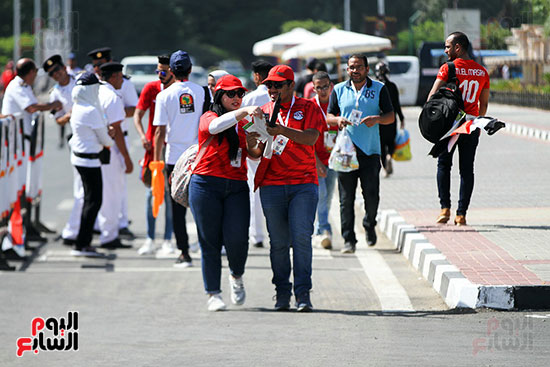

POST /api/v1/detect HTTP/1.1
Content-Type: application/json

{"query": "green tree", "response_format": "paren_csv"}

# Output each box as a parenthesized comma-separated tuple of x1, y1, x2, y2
(0, 33, 34, 66)
(481, 22, 512, 49)
(280, 19, 341, 34)
(395, 20, 444, 55)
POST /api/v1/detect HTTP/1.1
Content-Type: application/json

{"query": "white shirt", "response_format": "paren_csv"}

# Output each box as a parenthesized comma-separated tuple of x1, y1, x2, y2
(99, 83, 125, 125)
(1, 75, 38, 135)
(69, 103, 107, 168)
(49, 76, 76, 119)
(241, 84, 270, 108)
(116, 78, 139, 132)
(153, 80, 205, 164)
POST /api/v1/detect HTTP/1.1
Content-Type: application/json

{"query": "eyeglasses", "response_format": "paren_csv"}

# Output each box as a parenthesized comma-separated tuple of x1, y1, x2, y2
(314, 84, 330, 91)
(225, 89, 246, 98)
(265, 81, 290, 89)
(48, 65, 62, 77)
(156, 69, 167, 77)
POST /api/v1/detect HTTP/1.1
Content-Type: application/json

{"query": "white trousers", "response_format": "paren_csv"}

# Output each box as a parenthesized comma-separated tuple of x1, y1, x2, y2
(118, 135, 129, 229)
(61, 166, 84, 240)
(246, 157, 264, 244)
(97, 148, 124, 244)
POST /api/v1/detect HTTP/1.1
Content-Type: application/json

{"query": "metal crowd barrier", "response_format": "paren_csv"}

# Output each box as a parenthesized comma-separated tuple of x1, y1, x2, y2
(1, 112, 51, 271)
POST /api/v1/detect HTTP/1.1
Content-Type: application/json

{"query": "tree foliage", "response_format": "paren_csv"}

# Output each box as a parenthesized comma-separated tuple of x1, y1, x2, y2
(395, 20, 444, 55)
(281, 19, 341, 34)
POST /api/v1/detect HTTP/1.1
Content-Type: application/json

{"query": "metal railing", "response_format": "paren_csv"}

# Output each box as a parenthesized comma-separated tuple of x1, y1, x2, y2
(490, 90, 550, 110)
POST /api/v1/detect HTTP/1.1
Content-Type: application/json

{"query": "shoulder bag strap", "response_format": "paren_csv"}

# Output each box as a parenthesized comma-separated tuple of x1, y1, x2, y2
(191, 135, 215, 172)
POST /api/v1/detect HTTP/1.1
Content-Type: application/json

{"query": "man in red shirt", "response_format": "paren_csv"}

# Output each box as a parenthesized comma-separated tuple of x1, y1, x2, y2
(1, 60, 15, 92)
(428, 32, 490, 226)
(255, 65, 325, 312)
(133, 55, 176, 255)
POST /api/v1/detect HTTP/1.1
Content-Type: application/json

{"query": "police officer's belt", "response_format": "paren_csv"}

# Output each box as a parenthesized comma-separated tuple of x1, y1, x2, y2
(73, 152, 100, 159)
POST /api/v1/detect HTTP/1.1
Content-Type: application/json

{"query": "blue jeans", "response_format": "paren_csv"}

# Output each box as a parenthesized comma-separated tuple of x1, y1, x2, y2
(260, 183, 318, 298)
(315, 168, 337, 235)
(189, 174, 250, 294)
(338, 150, 381, 244)
(146, 186, 173, 241)
(437, 130, 480, 216)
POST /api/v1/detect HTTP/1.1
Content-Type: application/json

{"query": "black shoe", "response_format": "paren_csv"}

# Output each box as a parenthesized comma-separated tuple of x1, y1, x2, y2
(100, 238, 132, 249)
(118, 227, 136, 240)
(0, 257, 16, 271)
(93, 229, 101, 235)
(274, 293, 291, 311)
(296, 293, 313, 312)
(2, 248, 27, 261)
(62, 238, 77, 246)
(173, 252, 192, 268)
(341, 242, 356, 254)
(253, 241, 264, 248)
(71, 246, 105, 258)
(367, 228, 377, 247)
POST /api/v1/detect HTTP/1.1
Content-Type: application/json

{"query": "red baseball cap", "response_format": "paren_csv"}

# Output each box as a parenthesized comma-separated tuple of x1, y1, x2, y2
(263, 64, 294, 83)
(214, 75, 248, 92)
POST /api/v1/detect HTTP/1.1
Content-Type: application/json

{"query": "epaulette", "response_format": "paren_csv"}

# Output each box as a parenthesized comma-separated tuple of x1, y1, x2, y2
(123, 74, 131, 80)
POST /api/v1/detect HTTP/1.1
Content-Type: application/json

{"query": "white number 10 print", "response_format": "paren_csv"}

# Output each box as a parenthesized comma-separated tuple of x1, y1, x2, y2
(459, 79, 480, 103)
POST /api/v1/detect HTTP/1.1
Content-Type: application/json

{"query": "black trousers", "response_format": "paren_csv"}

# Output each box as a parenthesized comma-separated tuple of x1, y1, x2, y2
(75, 166, 103, 249)
(379, 122, 397, 170)
(166, 164, 189, 253)
(337, 148, 381, 245)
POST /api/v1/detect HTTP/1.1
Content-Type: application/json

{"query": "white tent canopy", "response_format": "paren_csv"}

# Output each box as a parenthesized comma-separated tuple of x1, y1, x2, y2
(281, 28, 392, 61)
(252, 27, 320, 57)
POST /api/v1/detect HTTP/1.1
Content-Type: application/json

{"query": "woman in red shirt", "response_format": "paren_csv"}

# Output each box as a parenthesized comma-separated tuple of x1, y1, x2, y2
(189, 75, 264, 311)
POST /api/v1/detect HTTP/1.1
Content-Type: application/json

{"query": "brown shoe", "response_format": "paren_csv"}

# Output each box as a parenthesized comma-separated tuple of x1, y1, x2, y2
(436, 208, 451, 224)
(454, 215, 467, 226)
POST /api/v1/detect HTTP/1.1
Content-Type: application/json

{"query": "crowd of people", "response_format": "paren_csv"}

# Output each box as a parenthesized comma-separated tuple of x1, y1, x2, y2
(1, 31, 489, 312)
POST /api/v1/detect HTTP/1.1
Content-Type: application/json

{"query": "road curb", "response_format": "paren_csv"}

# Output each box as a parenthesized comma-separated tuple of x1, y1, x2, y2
(377, 209, 518, 310)
(505, 122, 550, 142)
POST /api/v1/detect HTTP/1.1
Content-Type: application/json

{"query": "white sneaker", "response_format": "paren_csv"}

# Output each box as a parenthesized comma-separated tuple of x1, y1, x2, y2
(207, 294, 226, 312)
(189, 242, 200, 253)
(156, 240, 176, 257)
(137, 238, 156, 255)
(229, 275, 246, 305)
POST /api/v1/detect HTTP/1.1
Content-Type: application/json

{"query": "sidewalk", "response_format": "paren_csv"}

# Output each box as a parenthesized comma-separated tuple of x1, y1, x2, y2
(377, 105, 550, 310)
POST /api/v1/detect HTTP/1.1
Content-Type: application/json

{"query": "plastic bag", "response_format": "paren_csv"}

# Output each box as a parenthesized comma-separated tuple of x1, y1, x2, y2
(392, 129, 412, 161)
(328, 128, 359, 172)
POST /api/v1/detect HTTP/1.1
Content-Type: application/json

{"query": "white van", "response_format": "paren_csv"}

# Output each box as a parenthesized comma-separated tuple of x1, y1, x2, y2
(121, 56, 158, 94)
(385, 56, 420, 106)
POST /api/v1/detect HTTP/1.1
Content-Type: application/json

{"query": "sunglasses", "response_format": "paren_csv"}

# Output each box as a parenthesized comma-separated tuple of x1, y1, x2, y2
(265, 81, 290, 89)
(92, 62, 103, 68)
(48, 65, 62, 77)
(156, 69, 168, 77)
(314, 84, 330, 91)
(225, 89, 246, 98)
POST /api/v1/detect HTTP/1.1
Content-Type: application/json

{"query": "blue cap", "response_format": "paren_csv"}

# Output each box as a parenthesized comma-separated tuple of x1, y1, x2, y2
(76, 72, 100, 86)
(169, 50, 192, 72)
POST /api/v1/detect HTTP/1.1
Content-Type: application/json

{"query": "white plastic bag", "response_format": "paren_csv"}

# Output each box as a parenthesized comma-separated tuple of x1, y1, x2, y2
(328, 128, 359, 172)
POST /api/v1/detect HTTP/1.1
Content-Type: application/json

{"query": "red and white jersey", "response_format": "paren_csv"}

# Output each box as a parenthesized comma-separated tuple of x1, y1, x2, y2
(193, 111, 249, 181)
(437, 59, 490, 116)
(256, 97, 325, 188)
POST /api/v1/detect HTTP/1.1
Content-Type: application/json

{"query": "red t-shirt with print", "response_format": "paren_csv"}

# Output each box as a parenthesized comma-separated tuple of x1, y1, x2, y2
(309, 98, 339, 167)
(256, 97, 325, 188)
(193, 111, 249, 181)
(136, 80, 162, 142)
(437, 59, 490, 116)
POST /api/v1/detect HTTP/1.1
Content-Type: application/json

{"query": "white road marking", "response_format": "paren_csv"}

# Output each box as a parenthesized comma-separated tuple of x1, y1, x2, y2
(56, 198, 74, 211)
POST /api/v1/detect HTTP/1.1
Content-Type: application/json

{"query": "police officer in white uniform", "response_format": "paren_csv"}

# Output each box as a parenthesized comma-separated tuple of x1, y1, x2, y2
(42, 55, 81, 246)
(241, 60, 272, 248)
(153, 50, 208, 267)
(97, 61, 133, 249)
(88, 48, 138, 238)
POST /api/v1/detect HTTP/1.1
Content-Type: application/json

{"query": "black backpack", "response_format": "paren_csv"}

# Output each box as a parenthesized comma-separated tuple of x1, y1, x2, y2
(418, 62, 464, 143)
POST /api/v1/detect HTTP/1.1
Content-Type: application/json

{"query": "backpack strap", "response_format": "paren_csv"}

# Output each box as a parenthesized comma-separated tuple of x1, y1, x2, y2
(447, 61, 457, 83)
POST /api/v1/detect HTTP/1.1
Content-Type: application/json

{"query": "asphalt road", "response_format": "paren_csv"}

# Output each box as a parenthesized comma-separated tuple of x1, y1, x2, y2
(1, 107, 549, 366)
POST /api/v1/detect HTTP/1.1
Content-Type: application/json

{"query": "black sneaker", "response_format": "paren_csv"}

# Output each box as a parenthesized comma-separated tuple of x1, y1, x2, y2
(100, 238, 132, 249)
(118, 227, 136, 240)
(62, 238, 77, 246)
(70, 246, 105, 258)
(174, 252, 192, 268)
(274, 293, 291, 311)
(296, 293, 313, 312)
(367, 228, 377, 247)
(341, 242, 356, 254)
